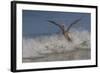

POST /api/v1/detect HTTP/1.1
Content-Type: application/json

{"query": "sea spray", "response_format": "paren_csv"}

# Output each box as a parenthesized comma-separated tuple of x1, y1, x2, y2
(22, 30, 90, 59)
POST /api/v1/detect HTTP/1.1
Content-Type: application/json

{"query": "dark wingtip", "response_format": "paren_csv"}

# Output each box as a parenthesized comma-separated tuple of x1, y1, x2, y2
(47, 20, 57, 24)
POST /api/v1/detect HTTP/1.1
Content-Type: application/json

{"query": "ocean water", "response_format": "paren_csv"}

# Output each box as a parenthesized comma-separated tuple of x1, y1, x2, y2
(22, 30, 91, 63)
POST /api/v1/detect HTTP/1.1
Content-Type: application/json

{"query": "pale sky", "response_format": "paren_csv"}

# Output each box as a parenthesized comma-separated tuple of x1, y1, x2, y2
(23, 10, 91, 36)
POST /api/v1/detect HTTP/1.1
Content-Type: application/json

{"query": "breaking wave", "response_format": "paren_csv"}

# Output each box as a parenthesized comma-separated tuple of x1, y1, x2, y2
(22, 30, 90, 58)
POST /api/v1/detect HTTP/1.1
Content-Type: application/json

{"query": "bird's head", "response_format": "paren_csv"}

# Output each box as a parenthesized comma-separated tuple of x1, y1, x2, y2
(61, 24, 65, 28)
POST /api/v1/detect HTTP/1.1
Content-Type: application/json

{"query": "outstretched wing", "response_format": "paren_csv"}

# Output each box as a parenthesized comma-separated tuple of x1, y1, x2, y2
(66, 17, 83, 32)
(47, 20, 64, 31)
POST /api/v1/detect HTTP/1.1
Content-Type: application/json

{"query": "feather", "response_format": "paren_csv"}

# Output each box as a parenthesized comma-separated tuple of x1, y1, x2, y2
(66, 17, 83, 32)
(47, 20, 64, 31)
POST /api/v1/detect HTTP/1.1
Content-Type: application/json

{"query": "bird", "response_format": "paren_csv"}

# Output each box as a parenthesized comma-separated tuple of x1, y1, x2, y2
(47, 17, 82, 42)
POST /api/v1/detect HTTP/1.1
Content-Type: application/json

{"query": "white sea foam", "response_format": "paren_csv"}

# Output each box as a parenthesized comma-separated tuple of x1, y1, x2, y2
(22, 30, 90, 58)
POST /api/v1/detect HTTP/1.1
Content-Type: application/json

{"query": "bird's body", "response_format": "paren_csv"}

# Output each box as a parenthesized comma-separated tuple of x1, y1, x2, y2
(59, 26, 72, 42)
(63, 32, 72, 42)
